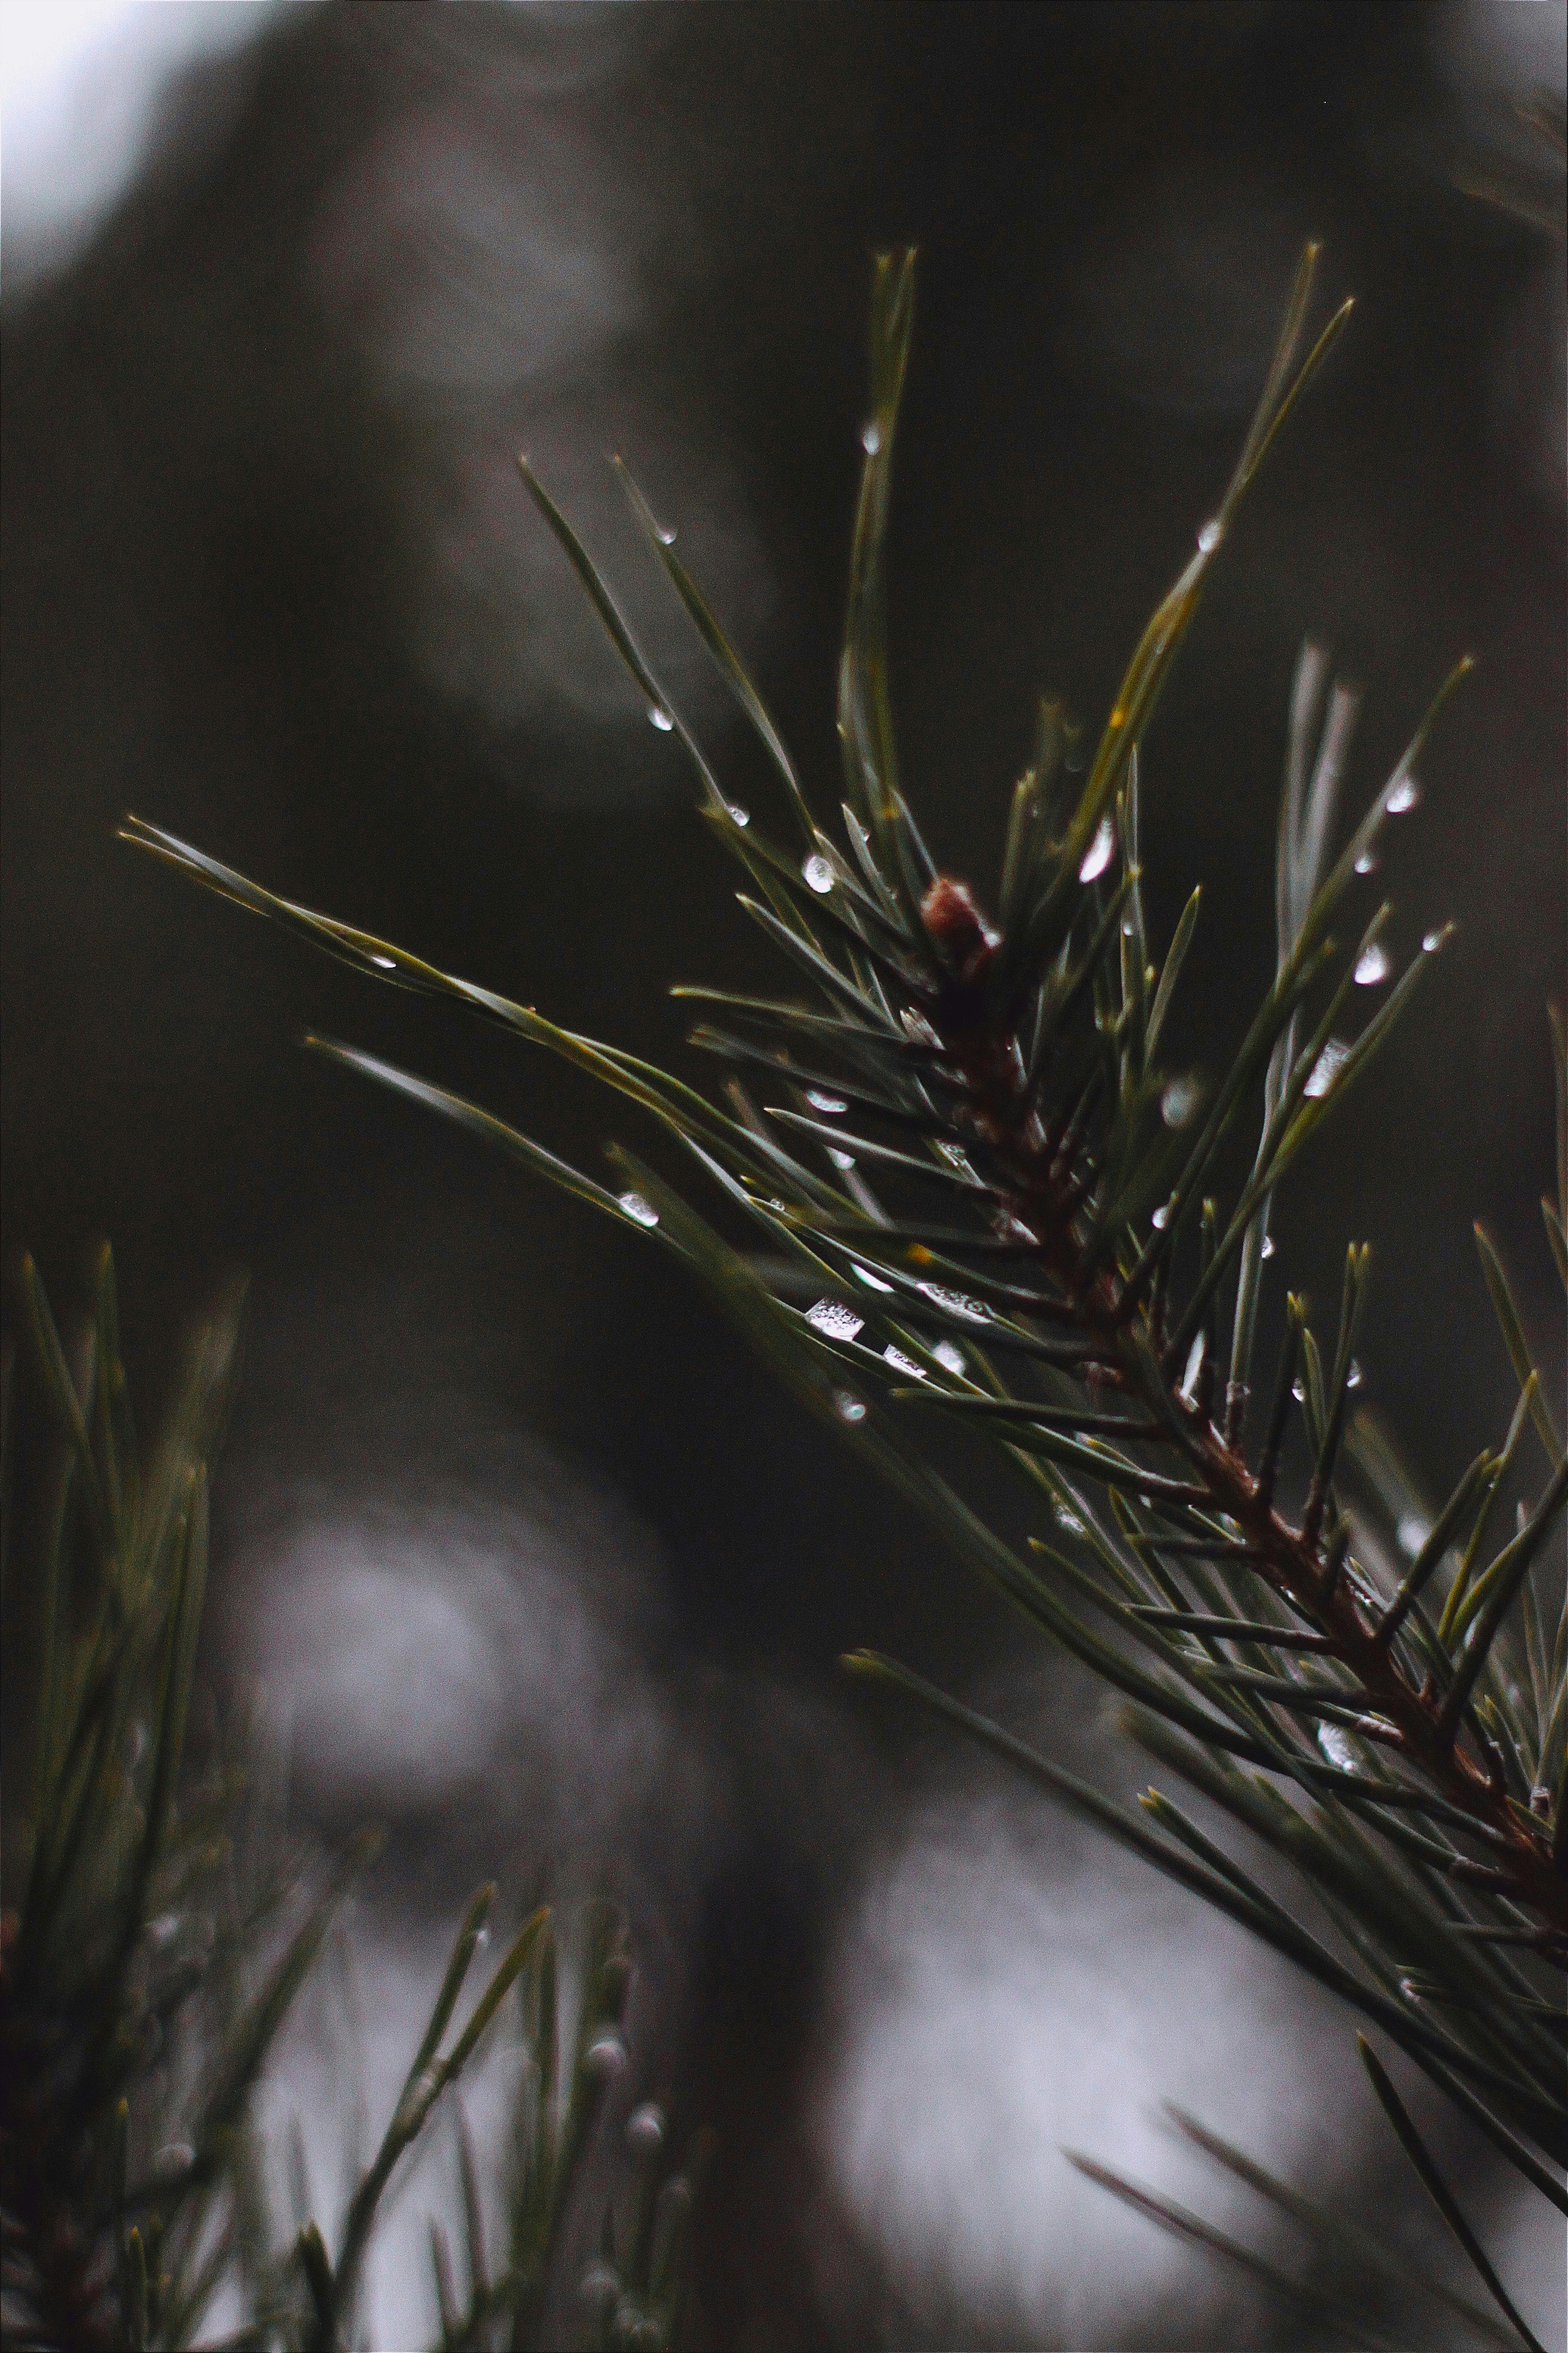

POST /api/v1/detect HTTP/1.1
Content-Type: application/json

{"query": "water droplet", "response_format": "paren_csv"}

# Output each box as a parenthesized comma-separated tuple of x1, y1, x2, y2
(1292, 1377, 1306, 1401)
(805, 1089, 848, 1115)
(1260, 1235, 1276, 1260)
(473, 1926, 490, 1948)
(883, 1345, 926, 1378)
(852, 1263, 894, 1292)
(369, 953, 396, 969)
(806, 1298, 865, 1342)
(834, 1390, 868, 1423)
(1316, 1724, 1359, 1772)
(1161, 1076, 1198, 1128)
(828, 1147, 856, 1171)
(1197, 516, 1223, 554)
(656, 523, 678, 547)
(626, 2102, 665, 2155)
(579, 2264, 620, 2311)
(1353, 849, 1378, 876)
(802, 853, 835, 894)
(932, 1340, 966, 1375)
(1179, 1334, 1206, 1401)
(584, 2034, 627, 2081)
(648, 705, 675, 732)
(1122, 918, 1136, 937)
(1421, 928, 1443, 954)
(860, 421, 882, 455)
(1152, 1201, 1173, 1231)
(729, 804, 750, 828)
(1353, 944, 1390, 988)
(1054, 1501, 1086, 1535)
(619, 1192, 660, 1228)
(408, 2065, 443, 2111)
(917, 1282, 989, 1322)
(146, 1912, 181, 1949)
(1385, 774, 1420, 815)
(1304, 1038, 1350, 1098)
(1078, 815, 1116, 884)
(1396, 1512, 1430, 1558)
(1346, 1359, 1363, 1389)
(152, 2142, 195, 2182)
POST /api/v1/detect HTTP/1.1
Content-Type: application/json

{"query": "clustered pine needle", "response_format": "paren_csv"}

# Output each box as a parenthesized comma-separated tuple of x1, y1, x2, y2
(1, 1258, 703, 2350)
(124, 244, 1566, 2347)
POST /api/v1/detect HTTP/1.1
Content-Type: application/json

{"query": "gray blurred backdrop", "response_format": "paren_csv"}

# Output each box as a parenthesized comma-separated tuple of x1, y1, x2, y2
(3, 5, 1563, 2347)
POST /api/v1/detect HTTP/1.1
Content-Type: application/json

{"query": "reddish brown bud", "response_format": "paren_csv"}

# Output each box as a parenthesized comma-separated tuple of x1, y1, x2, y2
(921, 874, 1000, 986)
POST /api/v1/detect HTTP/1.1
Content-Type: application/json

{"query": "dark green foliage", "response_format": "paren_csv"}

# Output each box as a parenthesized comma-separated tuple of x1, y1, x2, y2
(304, 1895, 700, 2353)
(124, 245, 1564, 2342)
(2, 1245, 266, 2349)
(1, 1262, 701, 2351)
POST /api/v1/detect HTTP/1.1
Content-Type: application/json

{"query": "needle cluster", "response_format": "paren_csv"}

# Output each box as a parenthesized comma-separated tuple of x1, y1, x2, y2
(122, 245, 1565, 2347)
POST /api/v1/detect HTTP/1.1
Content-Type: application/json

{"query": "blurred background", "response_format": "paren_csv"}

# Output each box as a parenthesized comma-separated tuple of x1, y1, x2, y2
(2, 3, 1564, 2345)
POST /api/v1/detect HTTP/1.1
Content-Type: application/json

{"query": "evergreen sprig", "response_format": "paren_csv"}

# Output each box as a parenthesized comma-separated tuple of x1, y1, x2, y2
(0, 1262, 702, 2351)
(123, 244, 1566, 2340)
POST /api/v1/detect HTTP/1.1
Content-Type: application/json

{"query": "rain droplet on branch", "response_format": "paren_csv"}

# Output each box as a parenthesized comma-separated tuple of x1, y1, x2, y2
(1079, 816, 1116, 884)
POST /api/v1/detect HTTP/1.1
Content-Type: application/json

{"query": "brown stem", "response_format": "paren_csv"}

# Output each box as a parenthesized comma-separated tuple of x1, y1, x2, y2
(931, 950, 1568, 1934)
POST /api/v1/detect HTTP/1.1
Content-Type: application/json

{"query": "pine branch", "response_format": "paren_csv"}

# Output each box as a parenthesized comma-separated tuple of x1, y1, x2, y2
(121, 240, 1568, 2314)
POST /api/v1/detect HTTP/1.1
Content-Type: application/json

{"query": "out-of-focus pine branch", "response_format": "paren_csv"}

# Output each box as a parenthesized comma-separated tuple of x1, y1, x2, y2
(1, 1260, 703, 2351)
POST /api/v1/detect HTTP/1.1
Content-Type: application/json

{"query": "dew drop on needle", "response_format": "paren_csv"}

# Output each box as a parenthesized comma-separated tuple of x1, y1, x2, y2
(1305, 1039, 1349, 1098)
(1079, 815, 1116, 884)
(1162, 1076, 1197, 1128)
(806, 1298, 865, 1342)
